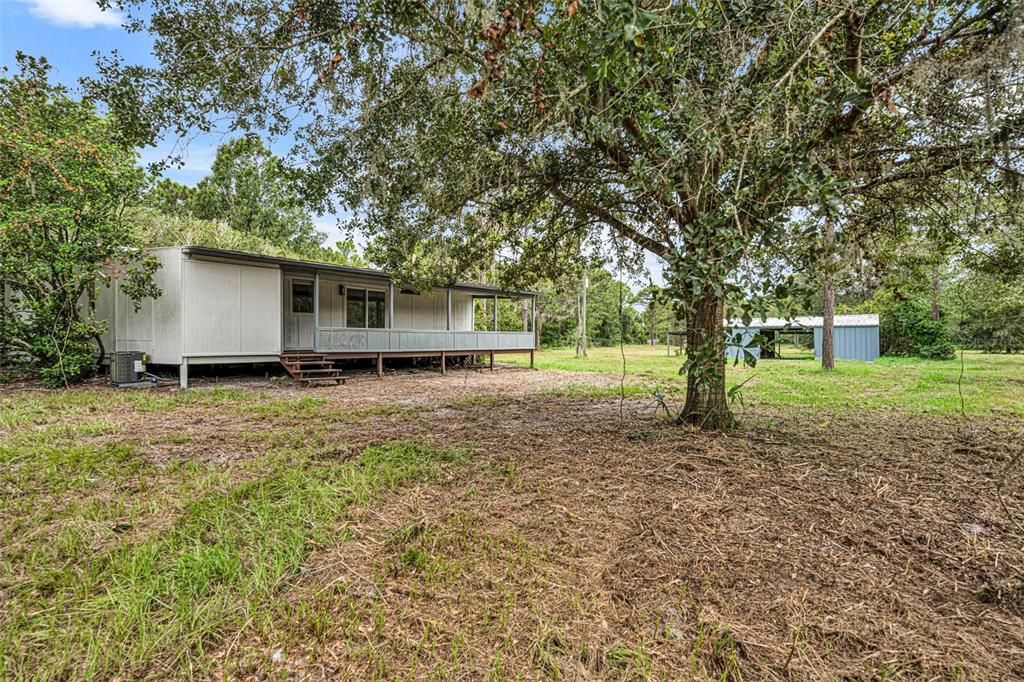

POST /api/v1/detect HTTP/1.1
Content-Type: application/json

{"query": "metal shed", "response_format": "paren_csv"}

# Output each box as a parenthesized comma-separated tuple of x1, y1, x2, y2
(727, 314, 880, 362)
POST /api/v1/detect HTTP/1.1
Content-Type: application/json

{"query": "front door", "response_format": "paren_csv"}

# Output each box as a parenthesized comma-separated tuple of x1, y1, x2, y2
(284, 277, 315, 350)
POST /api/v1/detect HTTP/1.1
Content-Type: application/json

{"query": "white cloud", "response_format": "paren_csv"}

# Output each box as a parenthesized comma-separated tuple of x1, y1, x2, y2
(17, 0, 123, 29)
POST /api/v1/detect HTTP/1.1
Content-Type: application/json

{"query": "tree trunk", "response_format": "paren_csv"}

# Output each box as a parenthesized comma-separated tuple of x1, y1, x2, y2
(930, 273, 941, 321)
(648, 299, 656, 345)
(575, 270, 588, 358)
(0, 279, 7, 366)
(822, 217, 836, 371)
(678, 290, 731, 429)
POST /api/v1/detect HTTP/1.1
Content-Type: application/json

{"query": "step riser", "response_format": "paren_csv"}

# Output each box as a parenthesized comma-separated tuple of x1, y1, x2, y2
(280, 354, 344, 385)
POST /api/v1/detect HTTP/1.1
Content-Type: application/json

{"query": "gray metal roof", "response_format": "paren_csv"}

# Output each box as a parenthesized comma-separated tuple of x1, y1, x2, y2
(727, 314, 879, 329)
(179, 246, 536, 297)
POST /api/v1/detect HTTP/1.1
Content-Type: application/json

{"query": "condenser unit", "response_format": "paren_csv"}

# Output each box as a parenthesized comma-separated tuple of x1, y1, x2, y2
(110, 351, 147, 385)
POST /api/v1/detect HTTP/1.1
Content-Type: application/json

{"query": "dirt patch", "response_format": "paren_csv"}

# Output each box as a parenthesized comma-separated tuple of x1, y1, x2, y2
(211, 385, 1024, 679)
(5, 368, 1023, 679)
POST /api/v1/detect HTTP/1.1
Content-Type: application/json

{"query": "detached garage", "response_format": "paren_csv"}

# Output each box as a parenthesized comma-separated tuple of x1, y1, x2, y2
(727, 314, 880, 362)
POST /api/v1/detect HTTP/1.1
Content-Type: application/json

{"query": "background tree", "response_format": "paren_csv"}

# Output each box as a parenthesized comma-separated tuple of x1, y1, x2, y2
(949, 212, 1024, 352)
(188, 137, 325, 255)
(575, 270, 588, 358)
(952, 271, 1024, 353)
(145, 177, 193, 217)
(0, 55, 160, 386)
(133, 208, 367, 266)
(96, 1, 1023, 427)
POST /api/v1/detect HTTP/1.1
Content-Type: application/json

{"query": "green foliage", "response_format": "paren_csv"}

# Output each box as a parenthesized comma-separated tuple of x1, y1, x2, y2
(145, 177, 193, 217)
(0, 54, 160, 386)
(188, 137, 325, 255)
(951, 272, 1024, 353)
(844, 292, 954, 360)
(536, 267, 646, 347)
(93, 0, 1022, 426)
(133, 209, 366, 266)
(142, 138, 342, 259)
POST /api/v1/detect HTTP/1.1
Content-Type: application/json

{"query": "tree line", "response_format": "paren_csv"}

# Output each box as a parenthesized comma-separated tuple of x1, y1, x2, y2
(4, 2, 1024, 429)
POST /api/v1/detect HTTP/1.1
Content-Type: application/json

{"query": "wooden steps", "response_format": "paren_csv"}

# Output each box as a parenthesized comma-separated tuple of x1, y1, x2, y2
(280, 353, 345, 385)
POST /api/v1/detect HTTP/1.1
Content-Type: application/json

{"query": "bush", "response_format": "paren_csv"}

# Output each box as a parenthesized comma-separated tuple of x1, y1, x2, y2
(951, 272, 1024, 353)
(844, 291, 955, 359)
(880, 299, 956, 359)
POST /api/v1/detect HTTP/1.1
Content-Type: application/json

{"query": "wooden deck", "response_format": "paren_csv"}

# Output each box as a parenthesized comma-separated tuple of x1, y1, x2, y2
(280, 348, 534, 383)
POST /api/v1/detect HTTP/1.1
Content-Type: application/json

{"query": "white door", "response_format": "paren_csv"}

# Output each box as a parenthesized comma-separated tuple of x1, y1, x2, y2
(284, 277, 315, 350)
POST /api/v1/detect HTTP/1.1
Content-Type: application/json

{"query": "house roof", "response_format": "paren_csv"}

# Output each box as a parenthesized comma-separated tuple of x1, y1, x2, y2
(179, 246, 536, 297)
(727, 314, 879, 329)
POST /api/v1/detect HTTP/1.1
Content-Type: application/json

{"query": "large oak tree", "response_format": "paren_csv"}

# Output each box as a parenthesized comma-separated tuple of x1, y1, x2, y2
(97, 0, 1023, 426)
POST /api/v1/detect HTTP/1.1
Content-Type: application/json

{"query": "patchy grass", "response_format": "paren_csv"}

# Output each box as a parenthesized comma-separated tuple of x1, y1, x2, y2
(1, 368, 1021, 679)
(503, 345, 1024, 416)
(0, 387, 468, 680)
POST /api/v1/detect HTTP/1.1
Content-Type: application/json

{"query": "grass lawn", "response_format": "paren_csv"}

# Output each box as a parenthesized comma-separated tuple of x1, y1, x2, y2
(503, 345, 1024, 416)
(0, 387, 467, 679)
(1, 363, 1021, 678)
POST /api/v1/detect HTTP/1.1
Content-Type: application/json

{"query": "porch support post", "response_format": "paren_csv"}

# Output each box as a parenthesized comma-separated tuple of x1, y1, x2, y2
(388, 282, 395, 329)
(530, 348, 535, 369)
(446, 288, 452, 331)
(532, 295, 537, 344)
(441, 350, 447, 374)
(313, 270, 320, 351)
(376, 352, 383, 378)
(489, 350, 494, 371)
(492, 295, 498, 332)
(179, 358, 188, 389)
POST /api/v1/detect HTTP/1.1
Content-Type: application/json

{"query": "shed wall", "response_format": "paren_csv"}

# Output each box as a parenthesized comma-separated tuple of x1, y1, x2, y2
(813, 326, 880, 362)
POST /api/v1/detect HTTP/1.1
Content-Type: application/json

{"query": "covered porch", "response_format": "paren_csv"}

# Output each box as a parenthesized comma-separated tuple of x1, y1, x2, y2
(281, 265, 537, 379)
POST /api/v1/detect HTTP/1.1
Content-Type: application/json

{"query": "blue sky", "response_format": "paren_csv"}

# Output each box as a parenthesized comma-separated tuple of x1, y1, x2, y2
(0, 0, 347, 242)
(0, 0, 664, 283)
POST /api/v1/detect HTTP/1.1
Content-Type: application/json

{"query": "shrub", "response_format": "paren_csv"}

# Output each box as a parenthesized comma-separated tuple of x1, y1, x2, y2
(844, 291, 955, 359)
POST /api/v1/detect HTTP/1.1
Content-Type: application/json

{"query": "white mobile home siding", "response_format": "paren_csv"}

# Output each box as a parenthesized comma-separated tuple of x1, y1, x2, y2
(391, 291, 473, 331)
(96, 248, 182, 364)
(96, 246, 536, 380)
(182, 258, 281, 357)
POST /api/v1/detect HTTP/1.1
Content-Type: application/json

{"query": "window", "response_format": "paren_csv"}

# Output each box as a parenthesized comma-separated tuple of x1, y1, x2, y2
(367, 290, 386, 328)
(291, 281, 313, 314)
(344, 288, 387, 328)
(346, 288, 366, 328)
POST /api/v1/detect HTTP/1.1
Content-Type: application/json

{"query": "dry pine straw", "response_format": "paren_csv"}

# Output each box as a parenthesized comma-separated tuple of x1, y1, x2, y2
(193, 378, 1024, 680)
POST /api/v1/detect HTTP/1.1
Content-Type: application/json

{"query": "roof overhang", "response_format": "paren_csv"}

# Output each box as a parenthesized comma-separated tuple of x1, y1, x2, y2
(179, 246, 536, 297)
(726, 314, 880, 330)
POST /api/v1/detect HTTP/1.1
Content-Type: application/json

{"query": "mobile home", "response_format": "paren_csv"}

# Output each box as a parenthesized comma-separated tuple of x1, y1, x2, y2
(96, 246, 537, 386)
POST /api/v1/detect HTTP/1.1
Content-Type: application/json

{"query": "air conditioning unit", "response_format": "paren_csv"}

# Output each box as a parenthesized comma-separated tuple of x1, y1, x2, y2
(110, 351, 147, 385)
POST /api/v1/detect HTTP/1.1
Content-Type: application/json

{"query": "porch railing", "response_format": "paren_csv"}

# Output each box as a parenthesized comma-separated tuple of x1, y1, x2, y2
(314, 329, 535, 354)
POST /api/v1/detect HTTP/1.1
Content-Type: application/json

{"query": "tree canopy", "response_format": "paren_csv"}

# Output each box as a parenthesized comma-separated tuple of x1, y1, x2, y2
(94, 0, 1024, 426)
(0, 54, 160, 386)
(143, 137, 328, 256)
